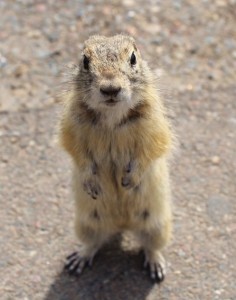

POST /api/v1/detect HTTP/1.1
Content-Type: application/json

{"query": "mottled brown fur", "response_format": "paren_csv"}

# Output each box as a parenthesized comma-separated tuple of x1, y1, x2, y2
(59, 35, 174, 281)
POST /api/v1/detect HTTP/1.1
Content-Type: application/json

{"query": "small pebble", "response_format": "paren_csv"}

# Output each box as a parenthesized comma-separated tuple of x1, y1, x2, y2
(2, 156, 8, 163)
(127, 10, 136, 18)
(29, 140, 36, 147)
(0, 53, 7, 68)
(27, 30, 41, 38)
(10, 137, 17, 143)
(210, 156, 220, 164)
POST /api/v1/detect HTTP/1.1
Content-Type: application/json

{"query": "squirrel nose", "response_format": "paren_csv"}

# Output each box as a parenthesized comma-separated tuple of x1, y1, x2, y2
(100, 86, 121, 97)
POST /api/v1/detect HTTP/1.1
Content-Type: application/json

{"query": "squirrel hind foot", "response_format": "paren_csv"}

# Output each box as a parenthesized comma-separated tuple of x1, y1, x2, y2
(143, 251, 166, 283)
(64, 251, 94, 276)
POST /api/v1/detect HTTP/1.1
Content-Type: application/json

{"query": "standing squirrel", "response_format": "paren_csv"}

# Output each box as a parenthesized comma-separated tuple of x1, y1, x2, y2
(59, 35, 173, 282)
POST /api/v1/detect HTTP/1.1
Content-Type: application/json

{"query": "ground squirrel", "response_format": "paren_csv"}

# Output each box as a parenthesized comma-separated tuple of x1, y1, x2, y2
(59, 35, 173, 282)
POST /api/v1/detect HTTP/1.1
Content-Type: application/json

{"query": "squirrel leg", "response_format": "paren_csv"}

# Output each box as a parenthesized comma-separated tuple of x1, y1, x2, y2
(121, 159, 148, 189)
(137, 219, 172, 282)
(79, 161, 102, 200)
(65, 220, 113, 275)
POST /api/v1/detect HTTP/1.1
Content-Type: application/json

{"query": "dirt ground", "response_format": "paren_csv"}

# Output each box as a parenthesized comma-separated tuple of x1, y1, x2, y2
(0, 0, 235, 299)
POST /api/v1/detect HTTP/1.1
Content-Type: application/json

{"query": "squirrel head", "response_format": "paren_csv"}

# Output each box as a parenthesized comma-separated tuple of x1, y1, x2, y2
(73, 35, 152, 125)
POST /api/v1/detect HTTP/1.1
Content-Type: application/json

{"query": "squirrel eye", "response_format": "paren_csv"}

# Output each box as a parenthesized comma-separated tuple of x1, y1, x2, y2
(130, 52, 136, 66)
(83, 55, 89, 70)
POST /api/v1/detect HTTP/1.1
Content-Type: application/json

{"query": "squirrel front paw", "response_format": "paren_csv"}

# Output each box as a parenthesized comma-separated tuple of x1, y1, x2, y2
(121, 161, 141, 189)
(83, 178, 102, 199)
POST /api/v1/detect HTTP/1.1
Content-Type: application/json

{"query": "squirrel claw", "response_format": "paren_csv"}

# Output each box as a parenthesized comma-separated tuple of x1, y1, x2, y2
(65, 252, 93, 276)
(121, 176, 131, 187)
(83, 179, 101, 199)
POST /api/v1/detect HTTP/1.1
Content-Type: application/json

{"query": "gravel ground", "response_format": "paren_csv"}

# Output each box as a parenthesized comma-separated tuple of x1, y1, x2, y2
(0, 1, 235, 299)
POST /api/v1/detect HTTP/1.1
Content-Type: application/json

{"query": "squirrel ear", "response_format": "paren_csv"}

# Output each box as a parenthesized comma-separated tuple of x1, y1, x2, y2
(133, 43, 138, 51)
(127, 36, 138, 51)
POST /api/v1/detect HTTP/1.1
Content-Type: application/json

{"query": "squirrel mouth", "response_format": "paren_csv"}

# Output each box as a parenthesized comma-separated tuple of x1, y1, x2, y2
(104, 99, 119, 106)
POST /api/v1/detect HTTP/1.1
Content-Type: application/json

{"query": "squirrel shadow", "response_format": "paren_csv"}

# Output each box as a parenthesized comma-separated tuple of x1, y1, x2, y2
(44, 236, 156, 300)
